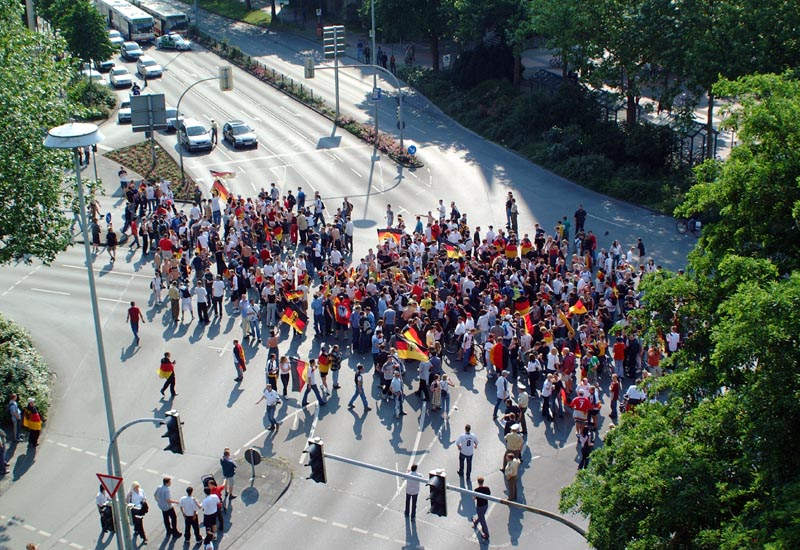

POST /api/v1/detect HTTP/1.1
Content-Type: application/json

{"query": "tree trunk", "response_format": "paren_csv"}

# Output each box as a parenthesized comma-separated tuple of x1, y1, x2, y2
(626, 93, 637, 125)
(561, 48, 568, 79)
(706, 91, 715, 159)
(270, 0, 277, 20)
(245, 0, 252, 10)
(513, 52, 522, 85)
(430, 33, 440, 72)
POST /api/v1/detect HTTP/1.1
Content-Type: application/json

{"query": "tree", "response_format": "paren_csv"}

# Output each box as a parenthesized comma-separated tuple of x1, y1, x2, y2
(0, 0, 77, 264)
(57, 0, 115, 63)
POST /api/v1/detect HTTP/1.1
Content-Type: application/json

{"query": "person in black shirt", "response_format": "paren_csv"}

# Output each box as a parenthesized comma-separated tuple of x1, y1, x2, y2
(574, 204, 587, 233)
(472, 477, 491, 540)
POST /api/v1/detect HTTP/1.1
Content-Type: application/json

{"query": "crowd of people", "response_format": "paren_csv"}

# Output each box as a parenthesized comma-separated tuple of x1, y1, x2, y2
(86, 171, 673, 543)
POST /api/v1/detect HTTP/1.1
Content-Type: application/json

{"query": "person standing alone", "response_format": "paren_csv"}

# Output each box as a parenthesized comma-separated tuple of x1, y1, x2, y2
(126, 301, 144, 344)
(159, 352, 177, 398)
(456, 424, 479, 479)
(471, 477, 491, 540)
(220, 448, 237, 499)
(404, 464, 423, 519)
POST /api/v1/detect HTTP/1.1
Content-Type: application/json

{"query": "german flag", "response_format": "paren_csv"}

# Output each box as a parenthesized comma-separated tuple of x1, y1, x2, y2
(157, 360, 174, 379)
(211, 180, 229, 203)
(395, 340, 429, 362)
(489, 341, 504, 370)
(318, 353, 332, 371)
(505, 242, 518, 258)
(520, 238, 533, 256)
(569, 299, 587, 316)
(522, 312, 534, 335)
(272, 225, 284, 241)
(402, 326, 426, 350)
(209, 169, 235, 179)
(377, 227, 403, 244)
(333, 295, 351, 325)
(294, 359, 308, 391)
(514, 297, 530, 316)
(444, 244, 463, 259)
(558, 308, 576, 338)
(611, 279, 619, 298)
(285, 289, 303, 301)
(281, 304, 307, 334)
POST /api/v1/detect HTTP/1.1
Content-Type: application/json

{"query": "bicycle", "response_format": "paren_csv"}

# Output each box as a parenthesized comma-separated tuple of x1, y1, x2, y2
(676, 217, 701, 236)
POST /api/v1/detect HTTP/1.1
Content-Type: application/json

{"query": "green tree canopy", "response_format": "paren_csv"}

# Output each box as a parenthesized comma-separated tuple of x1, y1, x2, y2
(0, 0, 76, 264)
(58, 0, 115, 63)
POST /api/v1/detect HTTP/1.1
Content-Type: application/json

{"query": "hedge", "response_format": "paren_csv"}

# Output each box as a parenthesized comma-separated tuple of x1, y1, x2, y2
(0, 313, 52, 425)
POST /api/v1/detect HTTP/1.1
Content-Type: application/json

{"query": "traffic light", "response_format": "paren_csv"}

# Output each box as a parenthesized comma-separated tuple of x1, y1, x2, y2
(219, 66, 234, 91)
(306, 437, 326, 483)
(428, 469, 447, 516)
(163, 410, 185, 454)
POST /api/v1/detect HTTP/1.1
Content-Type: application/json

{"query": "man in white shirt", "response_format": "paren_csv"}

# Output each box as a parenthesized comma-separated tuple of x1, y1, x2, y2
(404, 464, 424, 519)
(211, 276, 225, 318)
(179, 487, 203, 544)
(456, 424, 479, 479)
(666, 326, 680, 354)
(201, 487, 220, 536)
(255, 384, 281, 430)
(493, 371, 511, 418)
(390, 370, 405, 417)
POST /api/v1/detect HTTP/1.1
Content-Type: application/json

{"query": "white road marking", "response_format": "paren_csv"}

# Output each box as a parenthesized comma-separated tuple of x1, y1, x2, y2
(350, 168, 362, 178)
(38, 530, 51, 537)
(60, 264, 151, 279)
(84, 451, 97, 457)
(312, 516, 327, 523)
(58, 442, 68, 448)
(587, 213, 626, 228)
(332, 521, 348, 529)
(70, 446, 82, 452)
(23, 524, 36, 531)
(372, 533, 389, 540)
(291, 510, 307, 517)
(31, 288, 70, 296)
(98, 297, 129, 304)
(235, 401, 318, 455)
(351, 527, 368, 534)
(1, 265, 41, 297)
(146, 468, 158, 474)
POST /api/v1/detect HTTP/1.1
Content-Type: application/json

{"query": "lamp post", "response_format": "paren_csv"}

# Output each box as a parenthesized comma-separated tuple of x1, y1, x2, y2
(44, 123, 132, 550)
(370, 0, 378, 140)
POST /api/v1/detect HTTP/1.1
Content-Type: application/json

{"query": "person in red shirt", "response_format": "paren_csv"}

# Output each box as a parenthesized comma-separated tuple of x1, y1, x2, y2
(612, 337, 626, 378)
(126, 301, 144, 344)
(568, 390, 593, 435)
(159, 235, 174, 259)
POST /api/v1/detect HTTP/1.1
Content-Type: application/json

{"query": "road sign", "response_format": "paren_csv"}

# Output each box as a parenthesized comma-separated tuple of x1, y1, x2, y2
(442, 54, 451, 69)
(372, 87, 382, 101)
(105, 212, 111, 223)
(323, 25, 345, 59)
(244, 448, 262, 466)
(407, 145, 416, 155)
(97, 473, 123, 498)
(131, 93, 167, 133)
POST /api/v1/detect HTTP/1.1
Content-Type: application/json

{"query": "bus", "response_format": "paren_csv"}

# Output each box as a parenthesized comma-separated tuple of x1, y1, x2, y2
(95, 0, 155, 42)
(129, 0, 189, 35)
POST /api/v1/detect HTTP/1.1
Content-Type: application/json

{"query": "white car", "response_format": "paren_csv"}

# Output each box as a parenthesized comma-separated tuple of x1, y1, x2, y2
(136, 55, 163, 78)
(80, 69, 104, 83)
(108, 29, 124, 47)
(118, 98, 131, 123)
(177, 118, 212, 152)
(109, 67, 132, 88)
(156, 33, 191, 51)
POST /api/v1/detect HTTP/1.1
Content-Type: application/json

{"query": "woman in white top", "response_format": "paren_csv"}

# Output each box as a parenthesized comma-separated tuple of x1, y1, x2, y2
(126, 481, 148, 543)
(541, 374, 555, 421)
(278, 356, 291, 397)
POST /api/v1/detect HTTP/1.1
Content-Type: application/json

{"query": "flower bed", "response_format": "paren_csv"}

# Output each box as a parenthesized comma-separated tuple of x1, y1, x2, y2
(105, 141, 198, 202)
(190, 29, 423, 168)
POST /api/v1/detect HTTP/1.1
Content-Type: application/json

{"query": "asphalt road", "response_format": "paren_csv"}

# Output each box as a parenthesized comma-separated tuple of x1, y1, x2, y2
(0, 16, 695, 550)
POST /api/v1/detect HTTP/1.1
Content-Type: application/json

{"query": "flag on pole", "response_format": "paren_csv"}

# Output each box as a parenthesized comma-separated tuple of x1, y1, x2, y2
(444, 244, 464, 259)
(209, 169, 235, 179)
(558, 309, 576, 338)
(514, 298, 531, 316)
(395, 340, 429, 362)
(569, 299, 587, 316)
(285, 289, 304, 301)
(281, 305, 307, 333)
(211, 180, 230, 203)
(377, 227, 403, 244)
(522, 312, 534, 335)
(293, 359, 308, 391)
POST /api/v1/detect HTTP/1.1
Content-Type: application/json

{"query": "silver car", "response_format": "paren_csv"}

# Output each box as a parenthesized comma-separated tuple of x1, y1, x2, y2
(109, 67, 132, 88)
(177, 118, 212, 152)
(164, 107, 183, 132)
(118, 98, 131, 123)
(108, 29, 124, 47)
(136, 56, 163, 78)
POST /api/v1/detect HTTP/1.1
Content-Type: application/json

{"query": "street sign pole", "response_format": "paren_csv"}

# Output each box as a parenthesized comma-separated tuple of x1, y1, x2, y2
(334, 26, 340, 118)
(370, 0, 378, 142)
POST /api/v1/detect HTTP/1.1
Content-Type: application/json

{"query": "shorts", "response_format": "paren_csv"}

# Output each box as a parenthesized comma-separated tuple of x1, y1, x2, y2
(203, 512, 217, 529)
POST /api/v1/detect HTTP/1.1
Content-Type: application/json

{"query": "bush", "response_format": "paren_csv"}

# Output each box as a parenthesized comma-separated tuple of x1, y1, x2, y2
(450, 43, 515, 89)
(68, 78, 116, 120)
(0, 313, 52, 426)
(557, 154, 615, 186)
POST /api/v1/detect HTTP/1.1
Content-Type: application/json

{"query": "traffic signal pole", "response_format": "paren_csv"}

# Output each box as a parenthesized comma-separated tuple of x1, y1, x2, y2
(319, 451, 588, 540)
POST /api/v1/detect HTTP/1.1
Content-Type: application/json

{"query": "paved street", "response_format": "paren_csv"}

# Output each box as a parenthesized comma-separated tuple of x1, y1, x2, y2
(0, 12, 695, 550)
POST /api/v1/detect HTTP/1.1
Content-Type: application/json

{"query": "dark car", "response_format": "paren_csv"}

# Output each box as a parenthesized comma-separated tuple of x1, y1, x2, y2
(222, 120, 258, 149)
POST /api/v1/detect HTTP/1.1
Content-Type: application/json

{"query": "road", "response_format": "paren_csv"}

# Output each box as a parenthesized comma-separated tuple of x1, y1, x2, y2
(0, 16, 694, 549)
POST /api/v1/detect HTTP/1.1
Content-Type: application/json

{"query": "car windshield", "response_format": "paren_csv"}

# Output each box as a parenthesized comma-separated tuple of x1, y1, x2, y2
(112, 68, 127, 75)
(109, 30, 121, 37)
(124, 44, 139, 51)
(232, 125, 252, 135)
(165, 109, 177, 118)
(121, 101, 130, 108)
(186, 126, 206, 136)
(142, 59, 157, 67)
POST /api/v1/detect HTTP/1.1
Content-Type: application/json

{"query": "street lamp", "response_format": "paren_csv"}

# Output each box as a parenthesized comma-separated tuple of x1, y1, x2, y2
(44, 123, 132, 550)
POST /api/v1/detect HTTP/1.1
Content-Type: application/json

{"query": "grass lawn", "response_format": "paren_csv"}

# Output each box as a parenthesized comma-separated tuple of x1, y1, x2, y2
(105, 140, 197, 201)
(198, 0, 271, 26)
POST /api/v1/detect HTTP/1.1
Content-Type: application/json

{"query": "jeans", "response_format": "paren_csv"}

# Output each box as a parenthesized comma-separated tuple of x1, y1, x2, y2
(160, 373, 176, 396)
(314, 314, 324, 335)
(441, 392, 450, 416)
(267, 303, 277, 326)
(251, 318, 261, 341)
(458, 453, 473, 478)
(394, 392, 405, 416)
(266, 404, 277, 428)
(349, 387, 368, 408)
(475, 504, 489, 536)
(493, 396, 505, 418)
(130, 322, 139, 340)
(610, 397, 618, 418)
(404, 493, 418, 517)
(212, 296, 223, 317)
(280, 373, 290, 395)
(212, 210, 221, 225)
(302, 384, 326, 406)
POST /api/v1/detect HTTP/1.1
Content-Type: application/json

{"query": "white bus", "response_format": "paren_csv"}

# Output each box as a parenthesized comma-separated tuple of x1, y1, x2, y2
(95, 0, 155, 42)
(129, 0, 189, 36)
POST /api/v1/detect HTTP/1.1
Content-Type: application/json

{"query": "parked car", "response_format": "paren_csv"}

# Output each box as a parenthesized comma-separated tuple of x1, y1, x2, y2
(109, 66, 133, 88)
(80, 69, 104, 83)
(136, 55, 163, 78)
(108, 29, 124, 47)
(98, 59, 115, 72)
(121, 41, 143, 61)
(156, 33, 191, 51)
(164, 107, 182, 132)
(178, 118, 212, 152)
(118, 98, 132, 123)
(223, 120, 258, 149)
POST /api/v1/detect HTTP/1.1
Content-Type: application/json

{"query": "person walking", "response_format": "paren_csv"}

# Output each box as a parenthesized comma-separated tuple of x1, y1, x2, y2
(456, 424, 478, 479)
(106, 224, 118, 263)
(404, 464, 423, 518)
(22, 398, 42, 447)
(179, 487, 203, 544)
(154, 477, 182, 538)
(126, 301, 144, 344)
(96, 485, 114, 534)
(347, 364, 371, 412)
(233, 339, 247, 382)
(126, 481, 149, 544)
(200, 486, 220, 537)
(541, 373, 554, 421)
(390, 369, 406, 417)
(168, 283, 180, 325)
(159, 352, 177, 398)
(210, 120, 218, 145)
(504, 453, 521, 501)
(516, 390, 529, 436)
(301, 359, 327, 407)
(8, 394, 23, 442)
(471, 477, 490, 540)
(211, 275, 225, 318)
(493, 371, 511, 418)
(256, 384, 281, 430)
(278, 356, 291, 396)
(220, 448, 237, 499)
